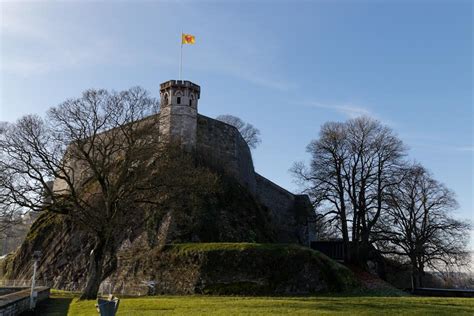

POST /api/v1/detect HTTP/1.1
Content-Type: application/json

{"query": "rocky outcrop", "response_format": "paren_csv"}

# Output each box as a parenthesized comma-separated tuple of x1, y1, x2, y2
(1, 212, 94, 290)
(100, 243, 359, 295)
(2, 211, 358, 296)
(1, 176, 277, 291)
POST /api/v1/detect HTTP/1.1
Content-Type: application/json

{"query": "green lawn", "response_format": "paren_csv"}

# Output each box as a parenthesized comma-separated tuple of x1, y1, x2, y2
(37, 292, 474, 315)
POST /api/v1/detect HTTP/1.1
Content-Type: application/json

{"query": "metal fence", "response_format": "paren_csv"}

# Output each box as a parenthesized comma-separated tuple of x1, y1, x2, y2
(0, 279, 158, 296)
(0, 279, 50, 288)
(99, 280, 156, 296)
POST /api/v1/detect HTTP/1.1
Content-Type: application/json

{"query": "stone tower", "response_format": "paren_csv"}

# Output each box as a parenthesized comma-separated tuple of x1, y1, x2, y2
(159, 80, 201, 150)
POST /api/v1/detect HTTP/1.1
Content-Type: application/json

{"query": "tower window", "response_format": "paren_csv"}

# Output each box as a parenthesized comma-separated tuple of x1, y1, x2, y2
(177, 97, 181, 104)
(189, 99, 192, 106)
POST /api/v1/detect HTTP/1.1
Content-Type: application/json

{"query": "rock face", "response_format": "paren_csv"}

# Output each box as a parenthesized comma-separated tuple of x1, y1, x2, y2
(1, 176, 277, 290)
(1, 212, 93, 290)
(2, 212, 358, 295)
(110, 243, 359, 295)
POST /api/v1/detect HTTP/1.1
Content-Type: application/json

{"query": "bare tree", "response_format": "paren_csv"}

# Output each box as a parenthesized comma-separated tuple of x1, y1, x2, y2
(374, 164, 471, 290)
(0, 122, 26, 239)
(0, 87, 217, 299)
(216, 115, 261, 149)
(0, 122, 7, 134)
(343, 117, 406, 264)
(292, 121, 351, 261)
(293, 117, 406, 265)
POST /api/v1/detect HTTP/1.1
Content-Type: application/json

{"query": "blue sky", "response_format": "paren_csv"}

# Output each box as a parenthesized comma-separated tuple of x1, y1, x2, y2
(1, 0, 472, 247)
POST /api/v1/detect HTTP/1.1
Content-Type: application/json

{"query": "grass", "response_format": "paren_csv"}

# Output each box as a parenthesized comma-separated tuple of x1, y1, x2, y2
(160, 242, 358, 294)
(37, 291, 474, 315)
(164, 242, 331, 258)
(167, 242, 296, 252)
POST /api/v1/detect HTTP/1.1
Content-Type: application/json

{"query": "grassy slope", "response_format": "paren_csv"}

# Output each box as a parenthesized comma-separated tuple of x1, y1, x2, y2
(160, 243, 358, 294)
(38, 292, 474, 316)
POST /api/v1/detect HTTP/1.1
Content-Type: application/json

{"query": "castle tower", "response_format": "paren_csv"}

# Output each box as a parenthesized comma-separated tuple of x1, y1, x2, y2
(159, 80, 200, 150)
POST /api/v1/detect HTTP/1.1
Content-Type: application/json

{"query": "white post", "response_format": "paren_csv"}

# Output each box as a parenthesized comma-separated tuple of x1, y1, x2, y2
(30, 251, 41, 310)
(30, 259, 37, 309)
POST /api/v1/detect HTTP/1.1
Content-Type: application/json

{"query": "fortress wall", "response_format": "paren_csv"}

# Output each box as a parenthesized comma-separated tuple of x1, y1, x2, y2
(196, 115, 256, 194)
(254, 173, 299, 243)
(293, 194, 315, 245)
(196, 114, 313, 244)
(51, 109, 314, 246)
(52, 115, 160, 195)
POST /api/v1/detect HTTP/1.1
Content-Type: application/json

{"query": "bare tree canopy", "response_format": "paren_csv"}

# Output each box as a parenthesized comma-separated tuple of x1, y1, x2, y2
(0, 122, 7, 134)
(293, 115, 471, 279)
(292, 116, 407, 264)
(374, 164, 471, 290)
(0, 87, 217, 299)
(216, 115, 261, 149)
(0, 121, 27, 236)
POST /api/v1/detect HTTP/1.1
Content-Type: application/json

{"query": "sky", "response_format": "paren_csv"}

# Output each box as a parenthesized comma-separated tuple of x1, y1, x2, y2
(0, 0, 472, 248)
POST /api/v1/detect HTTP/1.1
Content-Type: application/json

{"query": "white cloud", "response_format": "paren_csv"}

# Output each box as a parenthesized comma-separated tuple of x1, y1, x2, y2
(192, 61, 294, 91)
(0, 3, 119, 77)
(402, 133, 473, 154)
(405, 142, 474, 154)
(298, 101, 398, 127)
(454, 146, 474, 152)
(1, 3, 49, 41)
(303, 101, 375, 118)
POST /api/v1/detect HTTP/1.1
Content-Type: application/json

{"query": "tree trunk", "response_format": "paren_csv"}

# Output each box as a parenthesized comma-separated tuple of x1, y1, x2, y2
(358, 231, 370, 267)
(336, 169, 350, 262)
(410, 259, 418, 292)
(417, 258, 424, 288)
(340, 216, 350, 263)
(350, 240, 360, 265)
(350, 213, 360, 264)
(417, 264, 424, 288)
(80, 241, 106, 300)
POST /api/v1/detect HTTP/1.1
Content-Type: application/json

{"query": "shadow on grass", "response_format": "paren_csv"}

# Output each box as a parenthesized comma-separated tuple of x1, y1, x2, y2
(33, 297, 73, 316)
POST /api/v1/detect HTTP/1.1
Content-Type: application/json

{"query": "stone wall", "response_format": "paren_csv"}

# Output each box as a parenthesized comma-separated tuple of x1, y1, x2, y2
(254, 174, 313, 245)
(52, 115, 159, 194)
(255, 173, 297, 242)
(0, 287, 50, 316)
(197, 115, 314, 245)
(293, 194, 315, 245)
(196, 115, 256, 194)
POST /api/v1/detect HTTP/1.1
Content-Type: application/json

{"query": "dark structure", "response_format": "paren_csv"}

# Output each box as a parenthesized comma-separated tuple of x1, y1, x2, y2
(310, 240, 346, 262)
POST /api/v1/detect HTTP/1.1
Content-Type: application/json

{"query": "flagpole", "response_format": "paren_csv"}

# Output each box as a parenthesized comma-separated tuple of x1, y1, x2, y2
(179, 32, 183, 80)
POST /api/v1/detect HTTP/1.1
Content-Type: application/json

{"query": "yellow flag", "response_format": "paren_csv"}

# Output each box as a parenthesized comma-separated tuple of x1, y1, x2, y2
(182, 33, 196, 45)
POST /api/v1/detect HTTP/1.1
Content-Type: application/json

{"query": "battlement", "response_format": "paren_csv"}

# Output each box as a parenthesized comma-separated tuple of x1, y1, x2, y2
(160, 80, 201, 98)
